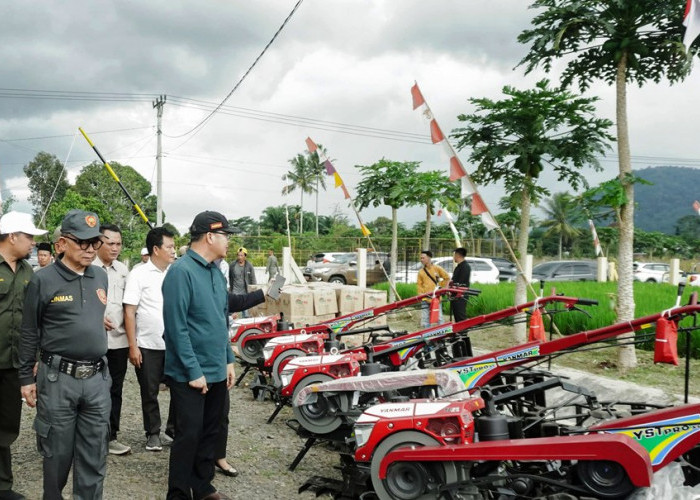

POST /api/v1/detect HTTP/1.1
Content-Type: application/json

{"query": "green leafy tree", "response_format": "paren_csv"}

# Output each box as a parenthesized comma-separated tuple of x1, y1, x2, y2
(676, 215, 700, 241)
(23, 152, 70, 225)
(518, 0, 693, 368)
(403, 171, 455, 249)
(1, 194, 16, 215)
(355, 159, 420, 301)
(44, 189, 110, 234)
(74, 161, 156, 233)
(452, 79, 613, 342)
(230, 216, 259, 235)
(540, 192, 584, 259)
(260, 206, 288, 234)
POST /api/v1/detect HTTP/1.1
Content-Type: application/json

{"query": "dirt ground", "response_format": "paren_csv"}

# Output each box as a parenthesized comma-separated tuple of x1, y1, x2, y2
(11, 367, 338, 500)
(9, 311, 700, 499)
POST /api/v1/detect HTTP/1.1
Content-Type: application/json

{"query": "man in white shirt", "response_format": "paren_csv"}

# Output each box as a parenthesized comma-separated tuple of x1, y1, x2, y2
(93, 224, 131, 456)
(123, 227, 176, 452)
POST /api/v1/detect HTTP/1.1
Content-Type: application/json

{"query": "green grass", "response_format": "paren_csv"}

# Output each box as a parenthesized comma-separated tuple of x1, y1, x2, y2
(375, 280, 700, 356)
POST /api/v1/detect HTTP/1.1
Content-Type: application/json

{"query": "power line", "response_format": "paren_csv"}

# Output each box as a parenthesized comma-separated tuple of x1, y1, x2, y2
(0, 126, 153, 142)
(167, 0, 305, 141)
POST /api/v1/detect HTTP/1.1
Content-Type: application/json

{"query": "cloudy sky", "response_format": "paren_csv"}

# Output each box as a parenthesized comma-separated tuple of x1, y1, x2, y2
(1, 0, 699, 233)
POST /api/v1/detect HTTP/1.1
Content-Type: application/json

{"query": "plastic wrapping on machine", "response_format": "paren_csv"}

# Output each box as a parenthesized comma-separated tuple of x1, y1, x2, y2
(628, 461, 700, 499)
(293, 369, 466, 407)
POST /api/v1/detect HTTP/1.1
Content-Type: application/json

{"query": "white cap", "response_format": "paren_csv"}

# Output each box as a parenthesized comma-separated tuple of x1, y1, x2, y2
(141, 247, 149, 256)
(0, 211, 48, 236)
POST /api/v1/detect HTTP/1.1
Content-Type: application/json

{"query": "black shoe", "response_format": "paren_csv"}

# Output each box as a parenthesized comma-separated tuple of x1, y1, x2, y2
(0, 490, 26, 500)
(215, 462, 239, 477)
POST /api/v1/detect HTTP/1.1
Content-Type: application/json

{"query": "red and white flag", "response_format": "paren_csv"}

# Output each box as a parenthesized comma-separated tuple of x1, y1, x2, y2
(693, 200, 700, 214)
(411, 82, 499, 232)
(588, 219, 602, 257)
(684, 0, 700, 51)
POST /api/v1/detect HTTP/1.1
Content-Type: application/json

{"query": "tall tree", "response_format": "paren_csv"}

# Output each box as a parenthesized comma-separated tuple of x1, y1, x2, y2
(403, 171, 455, 250)
(452, 79, 613, 342)
(23, 151, 70, 225)
(518, 0, 694, 368)
(355, 159, 419, 301)
(74, 161, 156, 233)
(260, 206, 288, 234)
(540, 192, 583, 258)
(282, 147, 327, 234)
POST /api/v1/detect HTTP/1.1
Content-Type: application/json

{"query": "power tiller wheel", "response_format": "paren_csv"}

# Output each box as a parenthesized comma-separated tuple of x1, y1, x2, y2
(235, 328, 265, 365)
(577, 460, 635, 499)
(271, 348, 305, 387)
(292, 373, 347, 435)
(371, 431, 458, 500)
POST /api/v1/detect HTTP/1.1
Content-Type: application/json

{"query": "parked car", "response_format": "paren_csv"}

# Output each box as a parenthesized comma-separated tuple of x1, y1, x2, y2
(633, 262, 671, 283)
(480, 256, 517, 282)
(394, 256, 500, 285)
(307, 252, 354, 265)
(304, 252, 389, 285)
(531, 260, 597, 282)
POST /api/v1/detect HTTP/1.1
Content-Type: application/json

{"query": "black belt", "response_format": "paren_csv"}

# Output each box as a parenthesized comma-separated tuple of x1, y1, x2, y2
(40, 350, 105, 379)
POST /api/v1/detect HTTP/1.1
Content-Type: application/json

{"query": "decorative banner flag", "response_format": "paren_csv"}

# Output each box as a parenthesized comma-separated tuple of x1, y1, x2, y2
(324, 159, 336, 175)
(693, 200, 700, 215)
(411, 82, 499, 232)
(588, 219, 602, 257)
(333, 172, 343, 188)
(684, 0, 700, 51)
(361, 224, 371, 237)
(305, 137, 318, 153)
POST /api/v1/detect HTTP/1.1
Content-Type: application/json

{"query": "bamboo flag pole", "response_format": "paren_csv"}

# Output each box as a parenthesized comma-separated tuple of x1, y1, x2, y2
(411, 83, 561, 333)
(79, 127, 153, 229)
(304, 137, 401, 300)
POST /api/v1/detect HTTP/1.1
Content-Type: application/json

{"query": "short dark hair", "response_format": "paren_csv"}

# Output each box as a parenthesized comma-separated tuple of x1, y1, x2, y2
(421, 250, 432, 258)
(146, 227, 175, 255)
(0, 234, 9, 243)
(454, 247, 467, 258)
(37, 242, 53, 254)
(100, 224, 121, 235)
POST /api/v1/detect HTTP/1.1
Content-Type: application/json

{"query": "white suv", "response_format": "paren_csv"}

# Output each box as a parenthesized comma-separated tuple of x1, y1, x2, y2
(633, 262, 670, 283)
(395, 256, 499, 284)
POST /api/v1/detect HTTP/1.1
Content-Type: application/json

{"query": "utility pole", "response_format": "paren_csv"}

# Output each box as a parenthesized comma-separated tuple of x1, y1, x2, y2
(153, 95, 166, 226)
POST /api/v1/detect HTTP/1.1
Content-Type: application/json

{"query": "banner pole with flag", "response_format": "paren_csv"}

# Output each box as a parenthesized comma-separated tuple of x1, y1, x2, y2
(304, 137, 401, 299)
(588, 219, 603, 257)
(411, 82, 561, 327)
(684, 0, 700, 51)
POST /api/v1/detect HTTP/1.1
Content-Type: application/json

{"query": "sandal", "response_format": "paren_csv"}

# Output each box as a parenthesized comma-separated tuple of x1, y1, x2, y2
(215, 462, 239, 477)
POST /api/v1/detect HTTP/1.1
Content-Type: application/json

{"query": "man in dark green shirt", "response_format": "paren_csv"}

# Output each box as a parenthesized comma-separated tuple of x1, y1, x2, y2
(163, 211, 236, 500)
(0, 211, 46, 500)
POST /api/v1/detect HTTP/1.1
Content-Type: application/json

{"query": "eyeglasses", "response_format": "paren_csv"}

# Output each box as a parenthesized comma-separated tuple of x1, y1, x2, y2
(211, 231, 231, 239)
(63, 235, 103, 250)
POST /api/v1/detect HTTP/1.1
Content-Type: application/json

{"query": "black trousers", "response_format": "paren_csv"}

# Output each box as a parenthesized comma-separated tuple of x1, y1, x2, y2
(106, 347, 128, 441)
(215, 391, 230, 460)
(0, 368, 21, 492)
(135, 348, 174, 437)
(452, 298, 468, 323)
(167, 379, 227, 500)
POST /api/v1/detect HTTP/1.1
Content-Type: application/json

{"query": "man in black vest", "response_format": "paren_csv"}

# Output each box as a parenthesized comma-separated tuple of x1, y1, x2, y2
(451, 247, 471, 323)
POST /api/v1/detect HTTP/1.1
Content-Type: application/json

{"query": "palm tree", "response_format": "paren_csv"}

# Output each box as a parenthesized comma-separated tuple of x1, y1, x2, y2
(283, 148, 328, 235)
(308, 147, 328, 236)
(540, 193, 583, 259)
(282, 154, 316, 233)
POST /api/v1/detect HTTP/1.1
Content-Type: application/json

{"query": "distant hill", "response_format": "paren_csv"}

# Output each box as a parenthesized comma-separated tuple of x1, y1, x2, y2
(634, 166, 700, 234)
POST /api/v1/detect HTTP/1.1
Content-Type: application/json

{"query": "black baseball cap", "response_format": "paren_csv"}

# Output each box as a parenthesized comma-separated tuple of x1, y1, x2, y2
(189, 211, 237, 235)
(61, 209, 102, 240)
